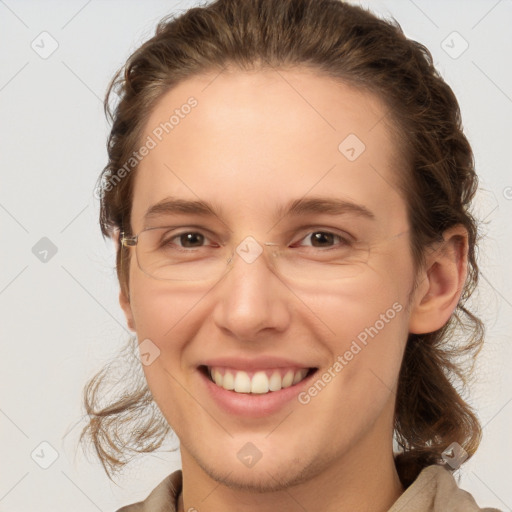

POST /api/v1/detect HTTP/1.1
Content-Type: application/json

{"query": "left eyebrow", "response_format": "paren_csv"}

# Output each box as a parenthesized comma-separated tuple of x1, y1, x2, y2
(277, 196, 376, 220)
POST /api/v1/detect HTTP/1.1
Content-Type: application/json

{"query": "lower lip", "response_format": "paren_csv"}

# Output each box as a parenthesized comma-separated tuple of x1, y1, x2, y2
(199, 368, 316, 418)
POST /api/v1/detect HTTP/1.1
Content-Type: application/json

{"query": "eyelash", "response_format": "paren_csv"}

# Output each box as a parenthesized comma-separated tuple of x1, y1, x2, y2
(160, 229, 353, 250)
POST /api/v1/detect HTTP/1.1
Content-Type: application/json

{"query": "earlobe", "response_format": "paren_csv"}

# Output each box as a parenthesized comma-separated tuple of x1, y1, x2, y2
(119, 289, 136, 332)
(408, 226, 468, 335)
(114, 229, 136, 331)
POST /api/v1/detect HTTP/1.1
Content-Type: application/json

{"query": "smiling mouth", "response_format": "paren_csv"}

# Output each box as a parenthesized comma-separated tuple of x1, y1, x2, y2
(199, 365, 317, 394)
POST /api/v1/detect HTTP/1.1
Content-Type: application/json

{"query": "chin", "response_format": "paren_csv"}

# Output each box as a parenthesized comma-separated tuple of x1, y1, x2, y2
(203, 465, 307, 493)
(193, 446, 329, 493)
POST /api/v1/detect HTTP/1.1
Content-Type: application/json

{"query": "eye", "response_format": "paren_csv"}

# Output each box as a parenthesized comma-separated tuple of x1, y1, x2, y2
(162, 231, 215, 249)
(296, 231, 350, 249)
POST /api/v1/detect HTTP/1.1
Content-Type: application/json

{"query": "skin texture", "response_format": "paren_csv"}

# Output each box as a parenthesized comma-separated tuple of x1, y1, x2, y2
(119, 67, 468, 512)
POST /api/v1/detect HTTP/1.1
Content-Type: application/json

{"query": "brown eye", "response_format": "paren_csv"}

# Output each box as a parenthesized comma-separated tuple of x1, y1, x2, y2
(299, 231, 348, 248)
(310, 232, 336, 247)
(158, 231, 208, 249)
(175, 232, 206, 248)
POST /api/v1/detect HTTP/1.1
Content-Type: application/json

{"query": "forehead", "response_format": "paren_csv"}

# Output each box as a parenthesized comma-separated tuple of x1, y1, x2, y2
(130, 67, 407, 233)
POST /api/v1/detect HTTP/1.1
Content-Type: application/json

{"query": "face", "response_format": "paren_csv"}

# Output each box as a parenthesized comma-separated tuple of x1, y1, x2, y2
(120, 67, 417, 491)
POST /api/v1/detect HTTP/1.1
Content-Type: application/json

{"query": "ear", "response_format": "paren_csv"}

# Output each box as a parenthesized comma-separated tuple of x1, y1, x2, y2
(119, 289, 136, 332)
(408, 225, 468, 334)
(113, 228, 136, 332)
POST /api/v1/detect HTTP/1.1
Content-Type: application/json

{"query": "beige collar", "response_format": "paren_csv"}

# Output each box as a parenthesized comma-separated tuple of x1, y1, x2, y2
(117, 464, 501, 512)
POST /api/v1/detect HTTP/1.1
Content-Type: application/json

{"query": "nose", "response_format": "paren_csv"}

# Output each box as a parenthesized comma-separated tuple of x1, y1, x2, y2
(211, 240, 292, 341)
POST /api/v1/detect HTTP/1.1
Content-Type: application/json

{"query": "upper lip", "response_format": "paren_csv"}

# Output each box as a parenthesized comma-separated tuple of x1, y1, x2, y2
(200, 356, 316, 371)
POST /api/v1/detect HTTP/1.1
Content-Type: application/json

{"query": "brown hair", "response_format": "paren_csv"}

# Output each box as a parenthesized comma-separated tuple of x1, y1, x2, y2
(80, 0, 483, 486)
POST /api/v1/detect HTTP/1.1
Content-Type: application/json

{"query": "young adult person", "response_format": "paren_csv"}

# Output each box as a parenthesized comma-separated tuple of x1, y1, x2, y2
(81, 1, 501, 510)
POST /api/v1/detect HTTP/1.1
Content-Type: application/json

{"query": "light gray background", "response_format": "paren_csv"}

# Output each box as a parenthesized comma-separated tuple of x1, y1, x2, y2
(1, 0, 511, 510)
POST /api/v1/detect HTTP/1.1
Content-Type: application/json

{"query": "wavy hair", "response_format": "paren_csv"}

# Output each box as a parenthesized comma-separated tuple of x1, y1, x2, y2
(79, 0, 483, 486)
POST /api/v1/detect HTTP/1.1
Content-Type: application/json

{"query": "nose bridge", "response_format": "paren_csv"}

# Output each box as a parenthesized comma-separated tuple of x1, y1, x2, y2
(226, 236, 283, 286)
(233, 235, 272, 266)
(212, 235, 290, 338)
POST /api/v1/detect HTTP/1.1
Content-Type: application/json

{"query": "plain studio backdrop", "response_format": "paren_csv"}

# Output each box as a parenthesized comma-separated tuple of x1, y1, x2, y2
(1, 1, 511, 511)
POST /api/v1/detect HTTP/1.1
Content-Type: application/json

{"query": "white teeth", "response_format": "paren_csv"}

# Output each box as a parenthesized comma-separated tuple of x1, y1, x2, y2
(234, 371, 252, 393)
(250, 371, 269, 394)
(282, 370, 294, 388)
(212, 369, 223, 387)
(269, 371, 282, 391)
(292, 370, 303, 385)
(208, 367, 310, 394)
(222, 371, 235, 390)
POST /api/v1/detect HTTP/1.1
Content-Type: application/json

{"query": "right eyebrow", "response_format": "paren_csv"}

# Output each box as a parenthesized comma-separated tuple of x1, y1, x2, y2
(143, 197, 221, 221)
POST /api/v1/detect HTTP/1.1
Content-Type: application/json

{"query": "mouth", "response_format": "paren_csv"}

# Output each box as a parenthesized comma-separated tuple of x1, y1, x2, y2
(199, 365, 317, 394)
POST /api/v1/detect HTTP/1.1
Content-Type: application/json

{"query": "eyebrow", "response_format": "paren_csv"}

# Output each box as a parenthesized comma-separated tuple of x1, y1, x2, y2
(144, 197, 216, 220)
(280, 197, 375, 220)
(143, 196, 375, 223)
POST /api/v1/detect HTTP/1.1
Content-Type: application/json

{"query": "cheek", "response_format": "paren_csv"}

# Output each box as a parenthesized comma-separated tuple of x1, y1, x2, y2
(305, 251, 412, 344)
(129, 281, 208, 342)
(302, 251, 413, 394)
(297, 276, 410, 443)
(310, 283, 408, 395)
(127, 279, 211, 426)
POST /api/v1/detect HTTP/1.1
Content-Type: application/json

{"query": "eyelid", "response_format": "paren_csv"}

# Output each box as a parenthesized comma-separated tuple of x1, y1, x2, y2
(150, 225, 222, 240)
(289, 225, 356, 245)
(299, 231, 349, 243)
(165, 228, 220, 247)
(149, 224, 356, 247)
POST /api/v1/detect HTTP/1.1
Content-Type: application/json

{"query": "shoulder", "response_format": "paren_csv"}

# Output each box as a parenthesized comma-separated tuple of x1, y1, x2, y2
(113, 465, 502, 512)
(115, 469, 182, 512)
(389, 464, 502, 512)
